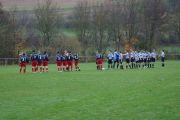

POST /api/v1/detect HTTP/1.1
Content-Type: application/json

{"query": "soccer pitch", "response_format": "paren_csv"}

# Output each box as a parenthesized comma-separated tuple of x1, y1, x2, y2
(0, 61, 179, 120)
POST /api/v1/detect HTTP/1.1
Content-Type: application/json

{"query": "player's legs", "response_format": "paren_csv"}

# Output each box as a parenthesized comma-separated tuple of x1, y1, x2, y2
(56, 62, 59, 71)
(71, 61, 73, 71)
(113, 60, 116, 69)
(21, 62, 26, 74)
(23, 65, 26, 73)
(98, 63, 102, 70)
(100, 64, 102, 70)
(36, 61, 38, 72)
(109, 60, 112, 69)
(67, 61, 71, 71)
(97, 59, 102, 70)
(43, 61, 48, 72)
(59, 65, 62, 72)
(44, 66, 48, 72)
(107, 60, 110, 69)
(45, 65, 48, 72)
(161, 57, 165, 67)
(57, 66, 59, 71)
(96, 60, 98, 70)
(126, 59, 129, 69)
(148, 58, 151, 68)
(75, 64, 78, 71)
(35, 61, 38, 72)
(60, 64, 62, 71)
(75, 61, 80, 71)
(120, 60, 123, 69)
(69, 61, 73, 71)
(63, 65, 65, 71)
(63, 61, 67, 71)
(131, 58, 134, 69)
(32, 60, 37, 73)
(24, 63, 26, 73)
(75, 65, 77, 71)
(57, 61, 62, 72)
(74, 61, 77, 71)
(152, 58, 155, 68)
(38, 62, 43, 73)
(31, 61, 34, 72)
(117, 60, 120, 69)
(40, 65, 43, 73)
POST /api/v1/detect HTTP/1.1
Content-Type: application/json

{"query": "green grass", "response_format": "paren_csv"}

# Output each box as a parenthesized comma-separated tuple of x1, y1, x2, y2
(0, 61, 180, 120)
(61, 29, 77, 39)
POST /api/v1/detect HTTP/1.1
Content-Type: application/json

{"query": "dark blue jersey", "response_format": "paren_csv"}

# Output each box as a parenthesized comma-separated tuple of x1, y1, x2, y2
(67, 54, 74, 61)
(100, 54, 103, 59)
(56, 54, 62, 61)
(38, 54, 43, 62)
(74, 54, 79, 60)
(62, 55, 67, 61)
(114, 52, 120, 60)
(107, 53, 113, 60)
(31, 53, 38, 61)
(43, 54, 49, 61)
(96, 53, 101, 60)
(20, 55, 28, 63)
(116, 53, 120, 60)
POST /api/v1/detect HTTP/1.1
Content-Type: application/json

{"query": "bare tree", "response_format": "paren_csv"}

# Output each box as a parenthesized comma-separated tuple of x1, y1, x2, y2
(0, 2, 17, 57)
(35, 0, 59, 48)
(141, 0, 166, 49)
(92, 3, 107, 52)
(168, 0, 180, 43)
(123, 0, 140, 51)
(106, 1, 125, 51)
(74, 0, 91, 55)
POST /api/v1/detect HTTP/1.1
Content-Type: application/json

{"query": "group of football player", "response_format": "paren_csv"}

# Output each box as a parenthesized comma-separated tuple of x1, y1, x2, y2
(19, 50, 49, 73)
(19, 49, 165, 73)
(55, 50, 80, 72)
(19, 50, 80, 74)
(96, 49, 165, 70)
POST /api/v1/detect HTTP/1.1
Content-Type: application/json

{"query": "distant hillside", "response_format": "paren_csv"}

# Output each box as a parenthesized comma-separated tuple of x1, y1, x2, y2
(1, 0, 105, 10)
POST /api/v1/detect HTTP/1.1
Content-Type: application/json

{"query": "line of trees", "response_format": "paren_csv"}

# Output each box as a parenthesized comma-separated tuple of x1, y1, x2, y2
(0, 0, 179, 57)
(74, 0, 179, 53)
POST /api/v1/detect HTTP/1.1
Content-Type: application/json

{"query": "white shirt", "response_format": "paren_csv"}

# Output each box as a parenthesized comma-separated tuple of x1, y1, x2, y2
(161, 51, 165, 58)
(151, 52, 156, 59)
(135, 53, 139, 61)
(107, 53, 113, 60)
(130, 51, 135, 58)
(139, 52, 143, 59)
(125, 52, 129, 59)
(119, 53, 123, 60)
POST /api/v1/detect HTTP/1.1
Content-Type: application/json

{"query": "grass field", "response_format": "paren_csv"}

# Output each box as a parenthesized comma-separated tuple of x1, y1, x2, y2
(0, 61, 179, 120)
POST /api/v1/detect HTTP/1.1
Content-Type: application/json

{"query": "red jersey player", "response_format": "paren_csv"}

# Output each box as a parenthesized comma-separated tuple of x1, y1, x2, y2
(61, 50, 68, 71)
(74, 53, 80, 71)
(37, 51, 43, 73)
(56, 51, 63, 72)
(19, 53, 29, 74)
(31, 50, 38, 73)
(67, 51, 74, 71)
(96, 52, 103, 70)
(42, 51, 49, 72)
